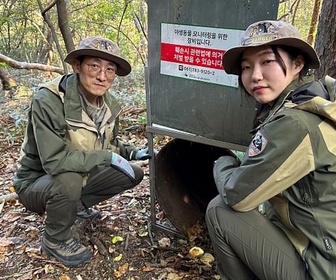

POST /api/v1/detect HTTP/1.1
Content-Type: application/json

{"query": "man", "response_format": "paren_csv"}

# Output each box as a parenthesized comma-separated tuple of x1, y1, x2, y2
(13, 36, 151, 267)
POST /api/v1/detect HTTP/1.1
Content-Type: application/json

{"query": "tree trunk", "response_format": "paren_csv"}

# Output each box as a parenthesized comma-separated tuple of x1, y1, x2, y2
(314, 0, 336, 79)
(307, 0, 321, 45)
(56, 0, 75, 54)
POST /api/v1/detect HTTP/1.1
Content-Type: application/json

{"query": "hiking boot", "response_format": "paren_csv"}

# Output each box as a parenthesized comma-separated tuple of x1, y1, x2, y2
(41, 236, 92, 267)
(77, 205, 101, 220)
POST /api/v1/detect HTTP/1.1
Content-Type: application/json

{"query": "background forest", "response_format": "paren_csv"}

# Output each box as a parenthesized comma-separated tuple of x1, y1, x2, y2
(0, 0, 322, 71)
(0, 0, 332, 141)
(0, 0, 321, 66)
(0, 0, 335, 279)
(0, 0, 147, 69)
(0, 0, 333, 90)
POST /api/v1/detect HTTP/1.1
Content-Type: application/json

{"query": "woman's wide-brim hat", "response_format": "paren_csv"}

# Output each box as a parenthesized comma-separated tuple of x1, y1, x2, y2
(64, 36, 131, 76)
(223, 20, 320, 75)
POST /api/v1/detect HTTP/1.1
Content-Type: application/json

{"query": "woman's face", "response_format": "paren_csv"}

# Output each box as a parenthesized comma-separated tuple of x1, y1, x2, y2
(240, 46, 304, 104)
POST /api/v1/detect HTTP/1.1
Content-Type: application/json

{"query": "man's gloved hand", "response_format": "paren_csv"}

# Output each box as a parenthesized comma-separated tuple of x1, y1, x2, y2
(135, 147, 151, 160)
(111, 152, 135, 181)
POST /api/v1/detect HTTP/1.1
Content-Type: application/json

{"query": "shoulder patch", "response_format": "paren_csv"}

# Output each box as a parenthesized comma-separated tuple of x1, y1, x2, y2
(248, 130, 268, 157)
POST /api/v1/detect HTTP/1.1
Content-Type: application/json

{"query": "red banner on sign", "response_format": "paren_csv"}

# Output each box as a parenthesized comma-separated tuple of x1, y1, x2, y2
(161, 43, 225, 70)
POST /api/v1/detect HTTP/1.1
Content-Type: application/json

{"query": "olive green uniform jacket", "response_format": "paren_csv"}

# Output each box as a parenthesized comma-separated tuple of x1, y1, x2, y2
(213, 76, 336, 279)
(14, 74, 139, 193)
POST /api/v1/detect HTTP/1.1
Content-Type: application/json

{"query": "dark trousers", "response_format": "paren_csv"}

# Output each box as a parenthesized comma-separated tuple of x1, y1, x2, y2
(18, 164, 144, 243)
(205, 195, 311, 280)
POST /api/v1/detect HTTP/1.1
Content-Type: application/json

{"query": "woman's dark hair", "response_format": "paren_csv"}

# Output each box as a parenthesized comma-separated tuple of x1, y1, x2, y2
(271, 45, 310, 78)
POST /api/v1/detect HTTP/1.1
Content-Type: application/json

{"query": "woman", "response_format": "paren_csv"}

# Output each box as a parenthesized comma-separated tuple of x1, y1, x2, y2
(206, 20, 336, 280)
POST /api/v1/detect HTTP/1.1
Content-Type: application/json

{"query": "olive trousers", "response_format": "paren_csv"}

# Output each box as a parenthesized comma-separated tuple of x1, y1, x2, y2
(205, 195, 311, 280)
(17, 164, 144, 243)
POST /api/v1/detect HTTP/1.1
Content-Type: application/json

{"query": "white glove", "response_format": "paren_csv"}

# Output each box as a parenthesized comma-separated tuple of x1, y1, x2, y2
(111, 152, 135, 181)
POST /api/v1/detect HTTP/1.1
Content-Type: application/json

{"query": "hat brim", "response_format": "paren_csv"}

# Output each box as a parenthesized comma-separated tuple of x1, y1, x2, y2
(64, 49, 131, 76)
(223, 37, 320, 75)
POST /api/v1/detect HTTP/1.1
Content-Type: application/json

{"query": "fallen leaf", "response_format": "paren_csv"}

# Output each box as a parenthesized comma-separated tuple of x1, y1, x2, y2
(138, 229, 148, 237)
(0, 245, 9, 261)
(2, 212, 21, 222)
(26, 228, 39, 238)
(200, 252, 215, 266)
(189, 246, 204, 258)
(0, 237, 14, 247)
(23, 214, 37, 222)
(111, 236, 124, 244)
(59, 275, 71, 280)
(166, 272, 181, 279)
(113, 253, 123, 262)
(141, 265, 156, 272)
(114, 262, 128, 278)
(27, 251, 44, 260)
(158, 237, 170, 248)
(44, 264, 57, 274)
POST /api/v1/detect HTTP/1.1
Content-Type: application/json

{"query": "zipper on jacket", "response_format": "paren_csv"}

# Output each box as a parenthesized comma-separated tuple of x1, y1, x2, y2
(100, 133, 105, 148)
(297, 177, 318, 207)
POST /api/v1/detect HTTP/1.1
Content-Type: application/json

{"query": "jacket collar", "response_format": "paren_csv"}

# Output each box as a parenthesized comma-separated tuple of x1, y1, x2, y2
(41, 73, 121, 122)
(273, 74, 316, 109)
(251, 75, 316, 134)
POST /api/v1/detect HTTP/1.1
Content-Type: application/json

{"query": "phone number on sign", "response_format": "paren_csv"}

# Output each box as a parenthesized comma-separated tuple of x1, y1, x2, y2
(182, 66, 215, 75)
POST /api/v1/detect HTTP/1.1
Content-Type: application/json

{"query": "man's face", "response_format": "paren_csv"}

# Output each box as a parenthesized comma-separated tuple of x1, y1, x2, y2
(73, 56, 117, 103)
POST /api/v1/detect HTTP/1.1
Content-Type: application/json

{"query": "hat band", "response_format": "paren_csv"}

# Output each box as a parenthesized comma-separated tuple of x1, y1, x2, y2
(91, 40, 117, 54)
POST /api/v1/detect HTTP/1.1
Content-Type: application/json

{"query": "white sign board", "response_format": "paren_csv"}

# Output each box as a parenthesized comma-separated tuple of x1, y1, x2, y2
(160, 23, 244, 87)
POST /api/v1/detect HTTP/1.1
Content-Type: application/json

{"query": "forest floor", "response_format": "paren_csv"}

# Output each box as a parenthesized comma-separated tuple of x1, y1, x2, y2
(0, 71, 219, 280)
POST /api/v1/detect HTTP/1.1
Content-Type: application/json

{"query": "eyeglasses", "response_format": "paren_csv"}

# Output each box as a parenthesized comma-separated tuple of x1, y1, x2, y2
(84, 62, 117, 78)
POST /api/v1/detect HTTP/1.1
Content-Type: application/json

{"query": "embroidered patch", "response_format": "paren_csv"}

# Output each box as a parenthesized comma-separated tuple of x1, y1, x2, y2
(248, 130, 268, 157)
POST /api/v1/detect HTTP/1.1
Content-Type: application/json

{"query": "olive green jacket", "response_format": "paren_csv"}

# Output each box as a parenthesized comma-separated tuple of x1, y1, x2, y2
(14, 74, 138, 192)
(214, 75, 336, 279)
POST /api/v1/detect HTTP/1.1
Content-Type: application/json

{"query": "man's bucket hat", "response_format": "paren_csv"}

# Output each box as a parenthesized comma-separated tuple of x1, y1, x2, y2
(64, 36, 131, 76)
(223, 20, 320, 75)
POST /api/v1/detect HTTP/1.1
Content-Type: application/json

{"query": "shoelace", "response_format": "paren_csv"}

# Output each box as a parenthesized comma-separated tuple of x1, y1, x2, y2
(59, 239, 82, 253)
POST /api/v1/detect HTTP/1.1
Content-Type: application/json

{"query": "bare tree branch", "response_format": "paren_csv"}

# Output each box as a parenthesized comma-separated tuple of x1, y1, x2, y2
(0, 53, 64, 74)
(117, 0, 132, 44)
(133, 12, 148, 41)
(291, 0, 301, 25)
(40, 0, 58, 15)
(37, 0, 69, 73)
